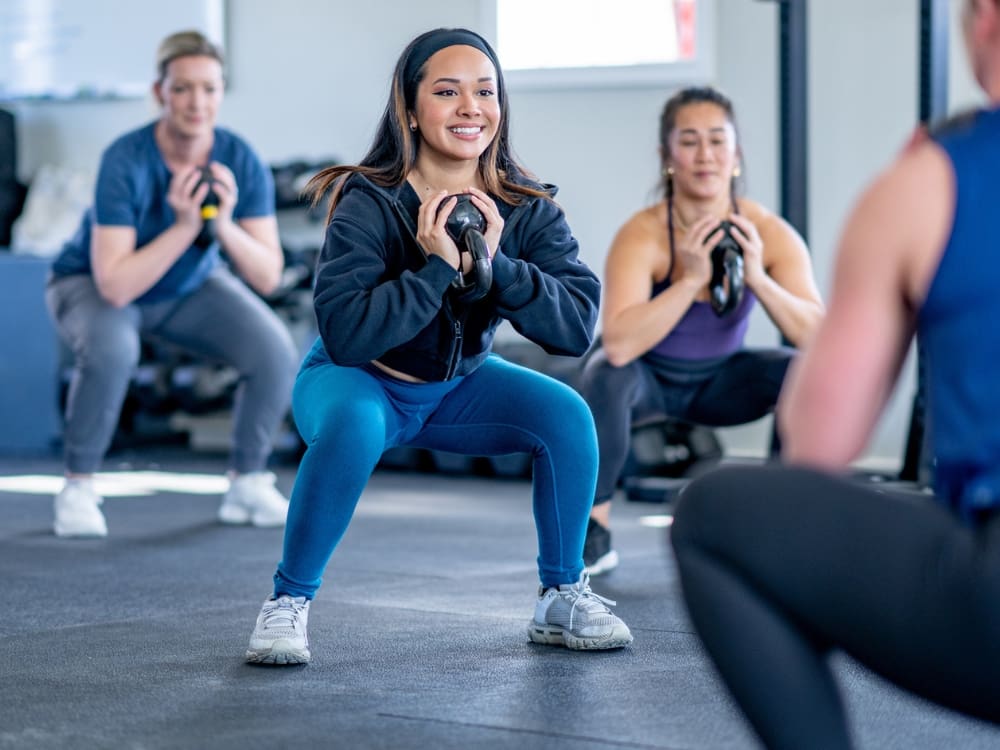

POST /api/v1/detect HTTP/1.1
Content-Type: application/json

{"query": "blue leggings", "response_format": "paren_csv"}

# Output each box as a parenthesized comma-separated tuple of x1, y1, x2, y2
(274, 343, 598, 598)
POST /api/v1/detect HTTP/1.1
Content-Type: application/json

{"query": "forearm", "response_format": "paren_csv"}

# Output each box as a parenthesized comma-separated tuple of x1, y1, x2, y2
(491, 251, 599, 356)
(215, 218, 283, 296)
(602, 277, 700, 366)
(94, 224, 199, 307)
(750, 273, 824, 347)
(778, 314, 909, 468)
(316, 257, 455, 365)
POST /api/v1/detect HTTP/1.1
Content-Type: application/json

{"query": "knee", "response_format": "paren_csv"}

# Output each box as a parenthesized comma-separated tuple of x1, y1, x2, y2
(670, 468, 739, 552)
(76, 325, 141, 373)
(538, 383, 597, 449)
(296, 394, 384, 451)
(579, 350, 640, 405)
(245, 320, 299, 383)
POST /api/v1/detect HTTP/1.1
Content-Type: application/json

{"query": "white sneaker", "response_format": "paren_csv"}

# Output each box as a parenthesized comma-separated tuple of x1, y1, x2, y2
(54, 479, 108, 538)
(218, 472, 289, 527)
(528, 572, 633, 650)
(246, 595, 311, 665)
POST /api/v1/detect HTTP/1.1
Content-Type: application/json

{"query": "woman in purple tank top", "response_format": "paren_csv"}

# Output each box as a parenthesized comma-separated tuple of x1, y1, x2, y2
(672, 2, 1000, 745)
(577, 86, 824, 575)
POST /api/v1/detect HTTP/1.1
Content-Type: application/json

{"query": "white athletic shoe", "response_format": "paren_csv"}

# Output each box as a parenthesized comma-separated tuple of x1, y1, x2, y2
(528, 572, 633, 650)
(53, 479, 108, 538)
(218, 472, 289, 527)
(246, 595, 311, 665)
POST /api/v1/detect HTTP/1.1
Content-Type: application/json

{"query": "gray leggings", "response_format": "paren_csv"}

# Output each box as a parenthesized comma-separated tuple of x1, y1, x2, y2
(46, 267, 299, 474)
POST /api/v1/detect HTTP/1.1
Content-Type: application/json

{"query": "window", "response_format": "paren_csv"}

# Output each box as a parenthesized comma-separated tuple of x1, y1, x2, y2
(487, 0, 712, 89)
(0, 0, 225, 101)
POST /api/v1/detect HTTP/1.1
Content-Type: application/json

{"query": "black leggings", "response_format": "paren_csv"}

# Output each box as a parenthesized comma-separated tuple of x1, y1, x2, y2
(671, 464, 1000, 750)
(579, 347, 793, 503)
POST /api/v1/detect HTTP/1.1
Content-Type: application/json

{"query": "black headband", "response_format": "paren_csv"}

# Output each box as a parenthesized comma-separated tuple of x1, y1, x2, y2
(403, 29, 501, 105)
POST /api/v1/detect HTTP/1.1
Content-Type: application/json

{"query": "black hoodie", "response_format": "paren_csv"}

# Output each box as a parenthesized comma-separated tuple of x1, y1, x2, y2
(311, 173, 600, 381)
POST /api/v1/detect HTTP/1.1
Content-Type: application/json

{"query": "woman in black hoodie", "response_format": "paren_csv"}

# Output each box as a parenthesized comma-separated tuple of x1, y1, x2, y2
(244, 27, 632, 665)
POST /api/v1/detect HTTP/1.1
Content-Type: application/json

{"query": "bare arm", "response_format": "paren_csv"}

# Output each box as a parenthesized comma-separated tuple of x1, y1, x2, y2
(91, 162, 283, 306)
(207, 162, 283, 296)
(91, 166, 207, 307)
(215, 215, 283, 296)
(778, 141, 954, 467)
(730, 210, 825, 347)
(601, 210, 719, 367)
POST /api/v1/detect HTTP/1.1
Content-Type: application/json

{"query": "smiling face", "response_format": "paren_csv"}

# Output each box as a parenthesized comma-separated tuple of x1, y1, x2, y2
(665, 101, 739, 201)
(408, 44, 500, 167)
(153, 54, 224, 140)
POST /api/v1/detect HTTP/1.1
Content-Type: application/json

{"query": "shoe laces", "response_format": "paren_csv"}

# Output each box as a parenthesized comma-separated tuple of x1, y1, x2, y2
(559, 573, 616, 630)
(262, 596, 306, 630)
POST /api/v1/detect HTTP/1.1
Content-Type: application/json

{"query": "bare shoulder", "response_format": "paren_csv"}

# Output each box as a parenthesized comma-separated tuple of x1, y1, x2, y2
(736, 198, 798, 236)
(616, 203, 665, 241)
(840, 140, 954, 303)
(735, 197, 807, 258)
(607, 203, 666, 261)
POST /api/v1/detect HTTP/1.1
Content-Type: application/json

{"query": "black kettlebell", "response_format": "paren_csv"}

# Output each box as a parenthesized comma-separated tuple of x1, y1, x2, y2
(708, 221, 745, 317)
(439, 194, 492, 304)
(192, 167, 219, 250)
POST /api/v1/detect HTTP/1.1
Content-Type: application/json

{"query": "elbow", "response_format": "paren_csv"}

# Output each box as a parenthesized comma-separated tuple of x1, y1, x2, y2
(255, 271, 282, 298)
(793, 304, 827, 348)
(94, 279, 133, 309)
(777, 409, 861, 469)
(601, 336, 636, 368)
(562, 326, 596, 358)
(604, 348, 634, 368)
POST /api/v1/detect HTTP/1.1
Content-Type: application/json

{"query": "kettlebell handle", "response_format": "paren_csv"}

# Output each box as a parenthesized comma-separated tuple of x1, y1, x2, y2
(439, 194, 493, 304)
(708, 221, 745, 317)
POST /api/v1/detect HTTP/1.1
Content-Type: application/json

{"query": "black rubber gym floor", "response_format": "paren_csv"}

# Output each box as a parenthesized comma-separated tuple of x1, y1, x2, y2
(2, 449, 998, 749)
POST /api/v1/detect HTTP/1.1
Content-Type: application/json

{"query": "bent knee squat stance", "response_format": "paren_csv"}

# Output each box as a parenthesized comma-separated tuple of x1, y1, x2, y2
(46, 30, 296, 538)
(246, 28, 632, 665)
(673, 466, 1000, 749)
(672, 9, 1000, 742)
(578, 85, 822, 575)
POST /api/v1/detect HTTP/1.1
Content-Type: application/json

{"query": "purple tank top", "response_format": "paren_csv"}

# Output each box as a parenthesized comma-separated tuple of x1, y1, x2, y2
(649, 276, 756, 360)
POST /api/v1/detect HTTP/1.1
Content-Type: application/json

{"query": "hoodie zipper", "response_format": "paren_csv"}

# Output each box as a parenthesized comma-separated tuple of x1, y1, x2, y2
(388, 186, 539, 379)
(445, 317, 464, 380)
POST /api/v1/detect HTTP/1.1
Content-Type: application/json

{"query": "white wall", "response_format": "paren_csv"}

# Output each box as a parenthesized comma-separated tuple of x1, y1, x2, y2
(7, 0, 981, 466)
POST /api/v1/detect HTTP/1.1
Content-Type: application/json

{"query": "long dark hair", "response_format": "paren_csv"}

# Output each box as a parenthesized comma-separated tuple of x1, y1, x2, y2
(306, 28, 548, 222)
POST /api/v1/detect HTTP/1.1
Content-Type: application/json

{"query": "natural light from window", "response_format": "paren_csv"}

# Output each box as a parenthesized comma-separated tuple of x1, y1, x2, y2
(496, 0, 696, 71)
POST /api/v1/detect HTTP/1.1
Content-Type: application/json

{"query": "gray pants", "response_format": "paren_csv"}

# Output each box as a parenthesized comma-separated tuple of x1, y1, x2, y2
(45, 267, 299, 474)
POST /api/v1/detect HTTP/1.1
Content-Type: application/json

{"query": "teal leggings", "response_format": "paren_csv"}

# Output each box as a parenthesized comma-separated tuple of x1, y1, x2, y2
(274, 339, 598, 598)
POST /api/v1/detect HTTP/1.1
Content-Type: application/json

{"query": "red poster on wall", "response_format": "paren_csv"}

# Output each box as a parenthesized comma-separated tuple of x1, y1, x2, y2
(676, 0, 697, 59)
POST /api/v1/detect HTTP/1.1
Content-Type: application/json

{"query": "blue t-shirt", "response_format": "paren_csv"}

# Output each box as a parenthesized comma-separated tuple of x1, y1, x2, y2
(924, 106, 1000, 517)
(51, 121, 274, 303)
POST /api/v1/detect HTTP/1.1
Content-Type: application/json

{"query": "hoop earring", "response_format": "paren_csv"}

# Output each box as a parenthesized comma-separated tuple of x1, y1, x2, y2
(409, 123, 417, 132)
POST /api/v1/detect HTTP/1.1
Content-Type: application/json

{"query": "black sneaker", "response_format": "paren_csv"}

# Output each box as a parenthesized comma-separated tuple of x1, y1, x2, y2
(583, 517, 619, 575)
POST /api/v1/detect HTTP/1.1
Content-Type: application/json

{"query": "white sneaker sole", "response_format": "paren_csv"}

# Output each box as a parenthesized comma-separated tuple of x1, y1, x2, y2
(583, 550, 619, 576)
(54, 517, 108, 538)
(218, 504, 287, 528)
(527, 621, 633, 650)
(246, 640, 311, 665)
